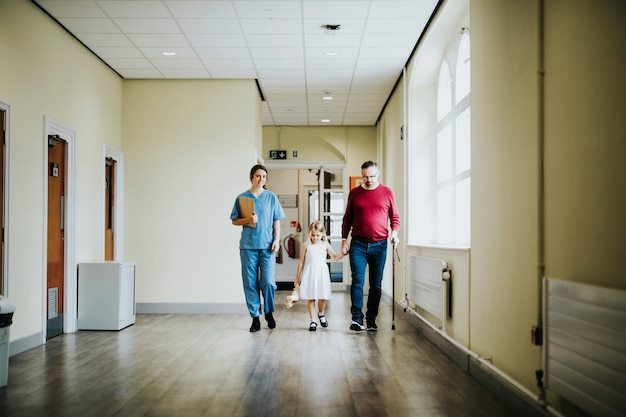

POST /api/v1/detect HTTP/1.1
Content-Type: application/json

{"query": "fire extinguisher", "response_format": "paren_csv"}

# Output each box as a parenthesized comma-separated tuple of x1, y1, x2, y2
(284, 235, 297, 258)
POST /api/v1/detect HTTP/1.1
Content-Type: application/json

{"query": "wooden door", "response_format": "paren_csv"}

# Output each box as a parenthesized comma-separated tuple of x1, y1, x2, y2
(47, 135, 65, 339)
(105, 158, 115, 260)
(0, 110, 4, 295)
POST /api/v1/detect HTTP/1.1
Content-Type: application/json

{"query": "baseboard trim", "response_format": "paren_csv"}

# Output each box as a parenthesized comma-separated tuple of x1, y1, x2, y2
(397, 303, 552, 417)
(136, 302, 248, 315)
(9, 332, 43, 357)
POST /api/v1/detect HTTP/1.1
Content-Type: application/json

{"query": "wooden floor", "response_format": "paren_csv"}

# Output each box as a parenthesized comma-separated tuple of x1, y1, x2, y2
(1, 292, 521, 417)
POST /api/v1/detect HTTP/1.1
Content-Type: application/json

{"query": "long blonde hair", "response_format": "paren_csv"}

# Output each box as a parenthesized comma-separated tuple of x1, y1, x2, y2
(308, 221, 327, 242)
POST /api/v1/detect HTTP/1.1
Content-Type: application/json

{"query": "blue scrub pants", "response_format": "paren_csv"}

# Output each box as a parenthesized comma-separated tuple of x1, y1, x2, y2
(240, 249, 277, 317)
(349, 239, 388, 324)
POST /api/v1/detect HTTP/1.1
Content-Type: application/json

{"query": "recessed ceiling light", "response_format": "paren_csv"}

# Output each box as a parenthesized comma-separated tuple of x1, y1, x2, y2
(162, 51, 176, 56)
(321, 119, 331, 123)
(325, 51, 339, 56)
(322, 92, 334, 100)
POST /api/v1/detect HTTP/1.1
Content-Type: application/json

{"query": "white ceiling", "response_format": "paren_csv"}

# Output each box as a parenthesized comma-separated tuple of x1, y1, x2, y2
(33, 0, 439, 126)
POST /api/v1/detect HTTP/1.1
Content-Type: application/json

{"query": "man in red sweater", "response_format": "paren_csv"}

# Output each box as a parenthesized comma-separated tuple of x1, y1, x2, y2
(341, 161, 400, 331)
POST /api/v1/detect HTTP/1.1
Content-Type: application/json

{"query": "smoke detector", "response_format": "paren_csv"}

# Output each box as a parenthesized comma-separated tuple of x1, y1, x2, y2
(323, 24, 341, 35)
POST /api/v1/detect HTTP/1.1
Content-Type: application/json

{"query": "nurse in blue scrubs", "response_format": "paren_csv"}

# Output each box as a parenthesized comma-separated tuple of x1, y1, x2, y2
(231, 164, 285, 332)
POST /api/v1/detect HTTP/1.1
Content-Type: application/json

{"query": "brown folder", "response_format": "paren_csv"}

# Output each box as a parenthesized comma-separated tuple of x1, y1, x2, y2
(238, 196, 256, 228)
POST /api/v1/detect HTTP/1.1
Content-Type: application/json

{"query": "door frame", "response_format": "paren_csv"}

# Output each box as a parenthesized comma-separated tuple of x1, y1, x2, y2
(0, 100, 10, 297)
(264, 160, 348, 289)
(104, 144, 124, 261)
(42, 116, 76, 338)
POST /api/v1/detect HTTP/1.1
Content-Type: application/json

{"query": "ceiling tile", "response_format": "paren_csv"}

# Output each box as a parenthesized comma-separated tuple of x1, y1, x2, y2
(33, 0, 439, 126)
(75, 34, 133, 47)
(150, 59, 205, 69)
(254, 59, 304, 70)
(306, 69, 354, 78)
(126, 34, 190, 48)
(365, 19, 430, 34)
(36, 0, 106, 18)
(58, 18, 121, 34)
(139, 47, 198, 59)
(113, 18, 181, 34)
(305, 48, 359, 60)
(91, 46, 144, 59)
(195, 48, 250, 59)
(305, 58, 356, 70)
(368, 0, 438, 19)
(96, 1, 171, 18)
(178, 19, 242, 34)
(249, 48, 303, 60)
(233, 1, 302, 19)
(158, 68, 211, 78)
(187, 34, 247, 48)
(361, 33, 417, 48)
(304, 33, 363, 48)
(166, 1, 237, 19)
(244, 34, 303, 48)
(302, 1, 370, 19)
(256, 69, 305, 79)
(240, 19, 302, 34)
(209, 69, 258, 78)
(201, 59, 255, 70)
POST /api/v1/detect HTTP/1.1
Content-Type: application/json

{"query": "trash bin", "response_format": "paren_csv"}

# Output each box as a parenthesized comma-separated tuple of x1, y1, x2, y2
(0, 295, 16, 388)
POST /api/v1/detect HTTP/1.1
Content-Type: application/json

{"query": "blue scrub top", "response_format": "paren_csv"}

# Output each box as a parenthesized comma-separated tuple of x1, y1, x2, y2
(230, 189, 285, 250)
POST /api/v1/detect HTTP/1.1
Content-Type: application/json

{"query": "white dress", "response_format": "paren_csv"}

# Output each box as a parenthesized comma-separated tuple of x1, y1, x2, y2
(299, 241, 333, 300)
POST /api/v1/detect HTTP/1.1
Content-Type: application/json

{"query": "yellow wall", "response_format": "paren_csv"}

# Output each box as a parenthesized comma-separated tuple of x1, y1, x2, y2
(123, 79, 261, 305)
(380, 1, 626, 415)
(470, 0, 542, 390)
(0, 0, 123, 342)
(261, 125, 377, 171)
(543, 0, 626, 286)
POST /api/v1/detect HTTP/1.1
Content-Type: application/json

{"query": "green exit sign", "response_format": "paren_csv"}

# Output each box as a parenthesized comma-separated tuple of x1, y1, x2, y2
(269, 150, 287, 160)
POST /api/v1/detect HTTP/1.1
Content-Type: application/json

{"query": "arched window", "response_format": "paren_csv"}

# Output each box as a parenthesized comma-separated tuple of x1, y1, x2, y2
(409, 28, 470, 246)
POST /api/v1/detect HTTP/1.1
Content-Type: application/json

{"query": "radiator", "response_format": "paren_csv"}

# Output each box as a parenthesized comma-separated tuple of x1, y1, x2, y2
(544, 278, 626, 417)
(407, 255, 451, 327)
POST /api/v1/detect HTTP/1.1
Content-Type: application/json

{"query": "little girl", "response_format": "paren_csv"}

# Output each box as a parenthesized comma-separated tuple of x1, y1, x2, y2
(294, 221, 344, 331)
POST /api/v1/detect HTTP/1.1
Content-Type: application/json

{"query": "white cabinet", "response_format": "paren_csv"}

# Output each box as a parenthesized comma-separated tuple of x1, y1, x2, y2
(77, 261, 136, 330)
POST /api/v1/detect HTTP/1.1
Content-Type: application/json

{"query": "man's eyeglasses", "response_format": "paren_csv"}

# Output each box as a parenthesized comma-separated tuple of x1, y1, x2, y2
(362, 172, 378, 180)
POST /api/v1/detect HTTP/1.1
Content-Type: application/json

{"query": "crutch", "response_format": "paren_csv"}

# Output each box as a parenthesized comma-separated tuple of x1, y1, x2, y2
(392, 246, 400, 330)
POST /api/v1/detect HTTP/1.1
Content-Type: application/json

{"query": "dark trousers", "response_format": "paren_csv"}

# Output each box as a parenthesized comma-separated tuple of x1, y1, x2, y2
(349, 239, 388, 323)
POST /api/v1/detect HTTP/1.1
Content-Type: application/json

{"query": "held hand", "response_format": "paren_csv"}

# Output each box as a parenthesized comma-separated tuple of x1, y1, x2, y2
(390, 236, 399, 249)
(341, 241, 349, 255)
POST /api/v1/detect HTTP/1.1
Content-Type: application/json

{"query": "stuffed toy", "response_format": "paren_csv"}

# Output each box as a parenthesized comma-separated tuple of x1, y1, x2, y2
(284, 285, 300, 308)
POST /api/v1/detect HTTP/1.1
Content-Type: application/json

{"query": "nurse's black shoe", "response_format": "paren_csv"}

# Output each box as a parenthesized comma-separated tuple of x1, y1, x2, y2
(265, 312, 276, 329)
(250, 316, 261, 332)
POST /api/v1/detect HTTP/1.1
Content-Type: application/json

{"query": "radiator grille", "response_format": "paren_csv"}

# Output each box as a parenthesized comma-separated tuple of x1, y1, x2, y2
(545, 278, 626, 417)
(48, 287, 58, 319)
(407, 255, 450, 326)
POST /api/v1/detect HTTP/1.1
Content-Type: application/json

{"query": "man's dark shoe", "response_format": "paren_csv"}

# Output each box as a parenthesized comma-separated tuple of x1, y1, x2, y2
(250, 316, 261, 332)
(265, 312, 276, 329)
